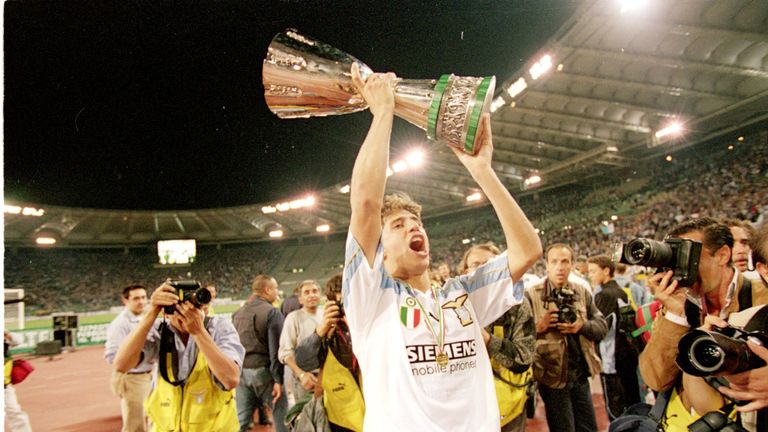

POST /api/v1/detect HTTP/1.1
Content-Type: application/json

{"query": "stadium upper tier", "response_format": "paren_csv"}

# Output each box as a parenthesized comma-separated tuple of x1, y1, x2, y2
(5, 132, 767, 314)
(5, 0, 768, 246)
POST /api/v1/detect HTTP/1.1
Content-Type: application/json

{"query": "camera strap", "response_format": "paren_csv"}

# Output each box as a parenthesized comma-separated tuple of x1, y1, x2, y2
(158, 317, 212, 387)
(738, 276, 752, 310)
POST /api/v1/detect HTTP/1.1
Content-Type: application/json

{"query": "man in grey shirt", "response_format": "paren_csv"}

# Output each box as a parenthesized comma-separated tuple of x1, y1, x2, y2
(279, 280, 323, 405)
(104, 284, 152, 432)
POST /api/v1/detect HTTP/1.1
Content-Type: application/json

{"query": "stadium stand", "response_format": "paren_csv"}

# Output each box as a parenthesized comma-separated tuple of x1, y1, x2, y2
(4, 131, 767, 314)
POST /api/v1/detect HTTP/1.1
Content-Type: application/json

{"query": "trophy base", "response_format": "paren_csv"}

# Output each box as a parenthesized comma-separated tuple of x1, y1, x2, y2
(427, 75, 496, 155)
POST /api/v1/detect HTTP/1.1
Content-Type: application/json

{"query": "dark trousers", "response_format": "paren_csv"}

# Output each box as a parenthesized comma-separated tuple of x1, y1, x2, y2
(601, 365, 641, 421)
(539, 378, 598, 432)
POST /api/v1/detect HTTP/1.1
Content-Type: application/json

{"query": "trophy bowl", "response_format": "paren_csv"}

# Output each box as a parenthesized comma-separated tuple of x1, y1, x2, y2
(263, 29, 495, 155)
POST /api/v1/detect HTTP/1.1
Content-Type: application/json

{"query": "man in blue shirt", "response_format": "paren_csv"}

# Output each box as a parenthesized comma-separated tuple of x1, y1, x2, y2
(104, 284, 152, 432)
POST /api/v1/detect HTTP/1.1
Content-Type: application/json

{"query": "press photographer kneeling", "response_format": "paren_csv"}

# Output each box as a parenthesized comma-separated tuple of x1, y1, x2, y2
(630, 218, 768, 432)
(114, 280, 245, 432)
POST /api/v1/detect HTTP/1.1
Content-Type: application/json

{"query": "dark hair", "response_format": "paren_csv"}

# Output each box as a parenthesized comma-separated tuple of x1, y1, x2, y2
(587, 255, 615, 277)
(122, 284, 147, 299)
(325, 273, 343, 300)
(615, 262, 628, 274)
(751, 224, 768, 265)
(545, 243, 574, 262)
(721, 218, 755, 237)
(668, 217, 733, 256)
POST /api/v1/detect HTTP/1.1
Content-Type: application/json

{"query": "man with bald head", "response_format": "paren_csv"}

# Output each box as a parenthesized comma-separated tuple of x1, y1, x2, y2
(232, 275, 287, 432)
(527, 243, 607, 432)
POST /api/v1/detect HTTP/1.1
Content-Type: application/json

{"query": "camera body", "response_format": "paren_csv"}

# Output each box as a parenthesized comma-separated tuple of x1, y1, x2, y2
(613, 237, 702, 287)
(687, 410, 748, 432)
(547, 286, 578, 324)
(163, 280, 212, 315)
(676, 325, 768, 377)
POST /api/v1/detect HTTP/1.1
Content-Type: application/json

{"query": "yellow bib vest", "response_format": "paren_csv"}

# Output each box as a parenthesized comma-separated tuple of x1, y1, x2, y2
(4, 359, 12, 386)
(322, 348, 365, 432)
(491, 325, 533, 427)
(661, 387, 737, 432)
(145, 349, 238, 432)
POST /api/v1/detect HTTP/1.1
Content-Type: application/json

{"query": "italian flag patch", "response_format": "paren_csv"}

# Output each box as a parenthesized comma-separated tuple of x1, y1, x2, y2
(400, 297, 421, 329)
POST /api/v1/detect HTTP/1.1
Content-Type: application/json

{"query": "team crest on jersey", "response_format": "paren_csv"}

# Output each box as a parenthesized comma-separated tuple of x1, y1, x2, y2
(442, 294, 474, 327)
(400, 296, 421, 329)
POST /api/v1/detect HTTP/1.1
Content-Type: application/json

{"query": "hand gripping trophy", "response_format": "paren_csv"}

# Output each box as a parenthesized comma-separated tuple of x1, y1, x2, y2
(263, 29, 496, 155)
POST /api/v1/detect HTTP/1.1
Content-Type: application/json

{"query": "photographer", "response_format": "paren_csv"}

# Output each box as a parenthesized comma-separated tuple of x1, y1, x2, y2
(638, 218, 768, 431)
(460, 242, 535, 432)
(526, 243, 608, 432)
(292, 274, 363, 432)
(717, 223, 768, 430)
(114, 281, 245, 432)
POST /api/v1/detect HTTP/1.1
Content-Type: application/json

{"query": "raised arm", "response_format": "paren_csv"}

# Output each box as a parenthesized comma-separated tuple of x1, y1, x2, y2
(348, 63, 396, 266)
(451, 114, 542, 281)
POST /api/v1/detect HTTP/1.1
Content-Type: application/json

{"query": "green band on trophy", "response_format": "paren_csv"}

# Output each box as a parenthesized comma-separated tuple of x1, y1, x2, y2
(427, 74, 451, 141)
(463, 76, 493, 154)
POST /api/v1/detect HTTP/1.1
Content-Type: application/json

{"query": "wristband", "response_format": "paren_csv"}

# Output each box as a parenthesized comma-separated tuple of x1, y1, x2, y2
(664, 311, 689, 327)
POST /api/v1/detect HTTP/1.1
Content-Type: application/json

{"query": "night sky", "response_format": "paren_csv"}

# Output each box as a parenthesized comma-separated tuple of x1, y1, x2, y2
(4, 0, 578, 210)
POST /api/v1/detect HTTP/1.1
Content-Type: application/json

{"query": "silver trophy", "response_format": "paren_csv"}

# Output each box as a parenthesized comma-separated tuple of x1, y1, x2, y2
(263, 29, 496, 155)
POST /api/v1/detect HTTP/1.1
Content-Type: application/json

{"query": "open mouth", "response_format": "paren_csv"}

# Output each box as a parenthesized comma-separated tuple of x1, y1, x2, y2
(409, 235, 428, 255)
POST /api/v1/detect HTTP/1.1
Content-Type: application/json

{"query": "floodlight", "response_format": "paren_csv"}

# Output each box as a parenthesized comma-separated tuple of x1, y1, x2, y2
(490, 96, 506, 113)
(405, 149, 425, 167)
(4, 205, 44, 216)
(262, 206, 277, 214)
(466, 192, 482, 202)
(4, 205, 21, 215)
(618, 0, 648, 14)
(506, 78, 527, 98)
(611, 215, 618, 221)
(524, 174, 542, 186)
(655, 121, 683, 139)
(462, 238, 471, 245)
(529, 54, 552, 80)
(316, 224, 330, 233)
(339, 184, 350, 194)
(665, 155, 673, 162)
(269, 230, 284, 238)
(737, 136, 744, 142)
(392, 160, 408, 173)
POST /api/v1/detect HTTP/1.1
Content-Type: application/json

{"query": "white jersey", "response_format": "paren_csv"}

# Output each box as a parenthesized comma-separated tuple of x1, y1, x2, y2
(342, 233, 524, 431)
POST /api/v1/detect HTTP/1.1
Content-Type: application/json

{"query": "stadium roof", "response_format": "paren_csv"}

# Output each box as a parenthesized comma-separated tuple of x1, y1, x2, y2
(5, 0, 768, 246)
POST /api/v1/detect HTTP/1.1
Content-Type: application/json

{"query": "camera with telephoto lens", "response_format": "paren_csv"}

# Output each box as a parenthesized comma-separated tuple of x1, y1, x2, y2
(676, 305, 768, 377)
(612, 237, 702, 287)
(547, 286, 578, 324)
(163, 280, 212, 315)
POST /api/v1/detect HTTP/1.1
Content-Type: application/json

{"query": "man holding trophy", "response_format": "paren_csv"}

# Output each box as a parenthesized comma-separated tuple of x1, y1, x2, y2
(337, 62, 542, 429)
(263, 29, 541, 430)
